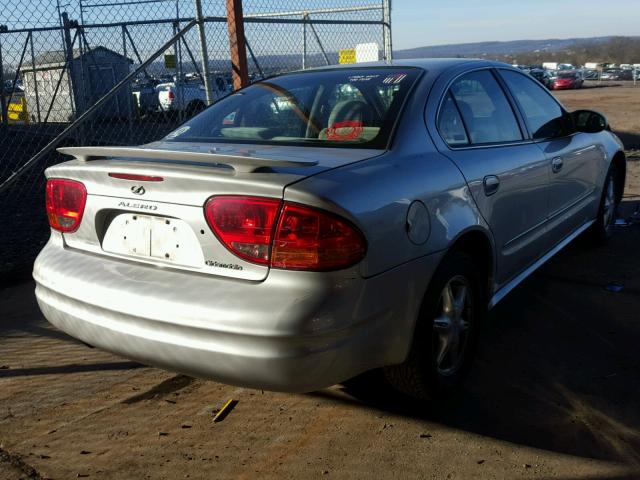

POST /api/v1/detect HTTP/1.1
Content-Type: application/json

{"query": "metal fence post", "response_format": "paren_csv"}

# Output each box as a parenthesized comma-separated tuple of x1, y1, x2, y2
(173, 20, 183, 122)
(382, 0, 392, 61)
(62, 13, 78, 113)
(28, 32, 42, 123)
(62, 12, 85, 143)
(122, 24, 133, 140)
(193, 0, 213, 105)
(0, 28, 8, 128)
(226, 0, 249, 90)
(302, 13, 307, 70)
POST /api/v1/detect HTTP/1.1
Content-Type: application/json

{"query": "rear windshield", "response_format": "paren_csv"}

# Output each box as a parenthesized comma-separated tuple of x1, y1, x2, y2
(164, 68, 421, 149)
(558, 72, 577, 79)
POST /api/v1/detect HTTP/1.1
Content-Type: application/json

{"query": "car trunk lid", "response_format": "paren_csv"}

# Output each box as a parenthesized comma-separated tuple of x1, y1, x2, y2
(47, 142, 382, 281)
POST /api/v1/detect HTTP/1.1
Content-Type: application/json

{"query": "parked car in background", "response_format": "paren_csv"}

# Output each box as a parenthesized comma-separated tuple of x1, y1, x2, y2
(584, 69, 599, 80)
(529, 68, 553, 89)
(34, 59, 626, 401)
(601, 69, 633, 81)
(158, 79, 231, 117)
(132, 81, 160, 115)
(3, 80, 24, 96)
(553, 71, 584, 89)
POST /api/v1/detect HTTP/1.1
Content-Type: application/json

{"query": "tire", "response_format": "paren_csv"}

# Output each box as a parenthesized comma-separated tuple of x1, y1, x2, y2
(588, 163, 620, 244)
(383, 251, 485, 401)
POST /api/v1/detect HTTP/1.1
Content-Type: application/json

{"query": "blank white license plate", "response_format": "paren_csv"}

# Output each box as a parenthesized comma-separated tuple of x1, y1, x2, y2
(102, 213, 203, 265)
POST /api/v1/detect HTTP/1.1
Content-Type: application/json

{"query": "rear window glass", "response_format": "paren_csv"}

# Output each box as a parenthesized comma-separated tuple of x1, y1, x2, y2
(163, 68, 420, 149)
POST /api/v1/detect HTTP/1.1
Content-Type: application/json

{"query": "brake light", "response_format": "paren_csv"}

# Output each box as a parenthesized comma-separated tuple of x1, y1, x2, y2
(272, 203, 366, 271)
(204, 196, 281, 265)
(45, 179, 87, 233)
(167, 90, 175, 100)
(109, 173, 164, 182)
(204, 196, 366, 271)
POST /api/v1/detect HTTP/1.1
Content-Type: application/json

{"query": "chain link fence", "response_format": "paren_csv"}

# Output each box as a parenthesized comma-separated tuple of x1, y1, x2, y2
(0, 0, 390, 276)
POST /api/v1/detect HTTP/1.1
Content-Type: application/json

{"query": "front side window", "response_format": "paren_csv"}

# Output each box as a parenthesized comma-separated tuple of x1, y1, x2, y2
(449, 70, 522, 145)
(163, 68, 420, 149)
(500, 70, 573, 140)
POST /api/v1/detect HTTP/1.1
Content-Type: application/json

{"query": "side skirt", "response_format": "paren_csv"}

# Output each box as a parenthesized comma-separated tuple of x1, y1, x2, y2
(488, 219, 595, 309)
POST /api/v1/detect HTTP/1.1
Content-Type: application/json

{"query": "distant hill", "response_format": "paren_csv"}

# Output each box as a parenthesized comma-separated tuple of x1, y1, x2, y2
(393, 36, 637, 59)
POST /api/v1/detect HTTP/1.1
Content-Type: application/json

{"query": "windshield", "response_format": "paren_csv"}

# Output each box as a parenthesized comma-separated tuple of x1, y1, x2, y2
(558, 72, 577, 79)
(163, 68, 421, 149)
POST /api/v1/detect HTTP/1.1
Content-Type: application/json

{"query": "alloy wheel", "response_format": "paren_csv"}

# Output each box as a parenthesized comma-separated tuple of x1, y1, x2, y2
(432, 275, 473, 377)
(603, 174, 616, 230)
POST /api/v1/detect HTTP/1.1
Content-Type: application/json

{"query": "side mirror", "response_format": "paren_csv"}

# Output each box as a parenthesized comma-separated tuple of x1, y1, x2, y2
(572, 110, 608, 133)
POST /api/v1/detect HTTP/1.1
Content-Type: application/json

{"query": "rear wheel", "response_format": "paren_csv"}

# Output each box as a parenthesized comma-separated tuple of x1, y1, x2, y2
(384, 251, 484, 400)
(588, 164, 619, 243)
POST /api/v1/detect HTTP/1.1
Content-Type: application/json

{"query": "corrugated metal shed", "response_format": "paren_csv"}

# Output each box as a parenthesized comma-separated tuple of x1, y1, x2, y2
(22, 46, 134, 123)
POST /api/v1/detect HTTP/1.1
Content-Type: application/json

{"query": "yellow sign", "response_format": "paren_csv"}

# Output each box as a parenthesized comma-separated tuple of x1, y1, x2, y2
(339, 49, 356, 65)
(0, 97, 29, 124)
(164, 54, 177, 69)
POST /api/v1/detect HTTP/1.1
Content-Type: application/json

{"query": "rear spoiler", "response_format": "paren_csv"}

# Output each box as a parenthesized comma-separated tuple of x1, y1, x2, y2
(57, 146, 318, 174)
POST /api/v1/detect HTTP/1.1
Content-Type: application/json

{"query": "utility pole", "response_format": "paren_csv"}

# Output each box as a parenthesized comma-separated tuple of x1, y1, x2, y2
(226, 0, 249, 90)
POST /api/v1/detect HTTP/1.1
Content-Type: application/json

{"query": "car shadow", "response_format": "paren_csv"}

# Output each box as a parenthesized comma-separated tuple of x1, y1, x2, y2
(328, 201, 640, 465)
(0, 277, 81, 344)
(0, 361, 144, 378)
(614, 130, 640, 150)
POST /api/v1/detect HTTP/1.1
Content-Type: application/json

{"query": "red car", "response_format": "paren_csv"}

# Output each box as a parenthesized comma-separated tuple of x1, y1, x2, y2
(553, 71, 584, 90)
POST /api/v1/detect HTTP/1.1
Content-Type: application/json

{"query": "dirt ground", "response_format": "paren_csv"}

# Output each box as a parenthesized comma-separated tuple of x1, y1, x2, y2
(2, 89, 640, 480)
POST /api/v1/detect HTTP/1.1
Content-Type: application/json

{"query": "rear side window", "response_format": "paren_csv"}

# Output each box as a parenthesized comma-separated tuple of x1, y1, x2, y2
(449, 70, 522, 145)
(438, 92, 468, 146)
(500, 70, 571, 140)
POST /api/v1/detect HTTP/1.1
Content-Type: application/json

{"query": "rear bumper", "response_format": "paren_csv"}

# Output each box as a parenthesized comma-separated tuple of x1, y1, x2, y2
(34, 237, 441, 392)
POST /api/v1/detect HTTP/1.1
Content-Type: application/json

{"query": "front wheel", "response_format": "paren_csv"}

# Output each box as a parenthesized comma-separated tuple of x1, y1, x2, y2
(588, 164, 619, 243)
(383, 251, 484, 401)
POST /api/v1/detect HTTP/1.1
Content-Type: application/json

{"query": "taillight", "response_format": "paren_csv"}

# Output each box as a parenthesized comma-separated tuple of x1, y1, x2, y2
(45, 178, 87, 233)
(272, 204, 366, 271)
(204, 196, 281, 265)
(167, 90, 175, 100)
(204, 196, 366, 271)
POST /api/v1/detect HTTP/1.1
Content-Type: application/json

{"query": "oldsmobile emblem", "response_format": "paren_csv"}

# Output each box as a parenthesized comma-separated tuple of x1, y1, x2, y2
(131, 185, 146, 195)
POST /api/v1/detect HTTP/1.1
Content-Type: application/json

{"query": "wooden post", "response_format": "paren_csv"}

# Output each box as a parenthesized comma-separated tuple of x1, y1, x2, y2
(226, 0, 249, 90)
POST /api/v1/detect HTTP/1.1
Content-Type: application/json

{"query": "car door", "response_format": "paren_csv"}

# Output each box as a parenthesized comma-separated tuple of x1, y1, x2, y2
(432, 69, 550, 286)
(498, 69, 604, 245)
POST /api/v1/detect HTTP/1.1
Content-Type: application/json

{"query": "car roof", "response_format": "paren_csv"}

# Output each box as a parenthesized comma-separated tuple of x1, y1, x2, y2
(299, 58, 508, 76)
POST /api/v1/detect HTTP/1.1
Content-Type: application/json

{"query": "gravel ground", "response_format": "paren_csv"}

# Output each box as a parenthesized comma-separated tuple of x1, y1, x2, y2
(1, 165, 639, 480)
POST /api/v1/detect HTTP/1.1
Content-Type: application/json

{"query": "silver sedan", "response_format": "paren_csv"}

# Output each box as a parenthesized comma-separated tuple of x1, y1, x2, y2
(34, 59, 626, 400)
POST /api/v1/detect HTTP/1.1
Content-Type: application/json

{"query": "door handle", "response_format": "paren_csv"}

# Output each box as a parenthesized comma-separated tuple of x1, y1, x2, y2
(551, 156, 564, 173)
(483, 175, 500, 196)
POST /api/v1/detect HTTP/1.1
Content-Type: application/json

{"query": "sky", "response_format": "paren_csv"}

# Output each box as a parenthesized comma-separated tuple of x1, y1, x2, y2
(391, 0, 640, 50)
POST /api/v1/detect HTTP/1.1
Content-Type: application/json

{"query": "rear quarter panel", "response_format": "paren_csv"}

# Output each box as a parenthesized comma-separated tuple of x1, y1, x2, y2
(283, 73, 492, 279)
